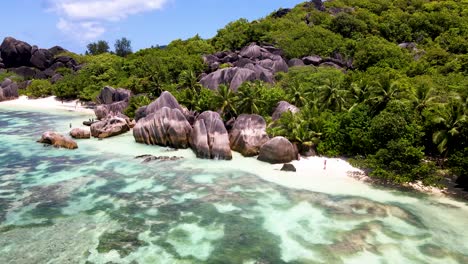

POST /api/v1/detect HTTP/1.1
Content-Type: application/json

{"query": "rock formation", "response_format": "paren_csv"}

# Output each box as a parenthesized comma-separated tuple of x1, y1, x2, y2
(191, 111, 232, 160)
(69, 128, 91, 139)
(200, 43, 288, 91)
(272, 101, 300, 121)
(94, 86, 131, 120)
(281, 163, 297, 172)
(229, 114, 269, 157)
(90, 115, 131, 139)
(258, 137, 298, 164)
(133, 107, 192, 149)
(0, 78, 19, 102)
(37, 131, 78, 149)
(0, 37, 78, 81)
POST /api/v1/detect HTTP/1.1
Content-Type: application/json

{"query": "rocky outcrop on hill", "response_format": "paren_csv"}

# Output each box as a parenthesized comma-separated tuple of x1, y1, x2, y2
(0, 78, 19, 102)
(258, 137, 298, 164)
(37, 131, 78, 149)
(135, 91, 193, 123)
(90, 115, 131, 139)
(191, 111, 232, 160)
(272, 101, 300, 121)
(0, 37, 78, 81)
(94, 86, 131, 120)
(229, 114, 269, 157)
(133, 107, 192, 149)
(201, 43, 288, 91)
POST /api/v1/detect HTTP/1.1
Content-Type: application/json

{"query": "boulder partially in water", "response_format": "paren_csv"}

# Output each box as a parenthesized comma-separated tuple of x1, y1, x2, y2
(90, 115, 130, 139)
(37, 131, 78, 149)
(191, 111, 232, 160)
(229, 114, 269, 157)
(258, 137, 298, 164)
(69, 128, 91, 139)
(133, 107, 192, 149)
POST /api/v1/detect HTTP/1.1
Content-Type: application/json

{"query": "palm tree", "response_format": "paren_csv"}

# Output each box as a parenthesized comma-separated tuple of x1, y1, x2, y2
(410, 80, 439, 114)
(318, 78, 350, 112)
(214, 84, 237, 119)
(368, 73, 404, 113)
(348, 80, 370, 111)
(432, 101, 467, 157)
(286, 79, 312, 107)
(178, 70, 202, 93)
(235, 82, 266, 115)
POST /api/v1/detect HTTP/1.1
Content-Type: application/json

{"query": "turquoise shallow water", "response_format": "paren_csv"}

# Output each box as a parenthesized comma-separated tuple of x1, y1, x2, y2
(0, 105, 468, 264)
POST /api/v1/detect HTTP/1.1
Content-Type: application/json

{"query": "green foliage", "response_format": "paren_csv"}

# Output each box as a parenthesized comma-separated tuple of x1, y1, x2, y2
(354, 36, 411, 70)
(86, 40, 110, 55)
(212, 19, 264, 51)
(124, 95, 152, 118)
(0, 71, 23, 83)
(21, 79, 53, 98)
(448, 148, 468, 187)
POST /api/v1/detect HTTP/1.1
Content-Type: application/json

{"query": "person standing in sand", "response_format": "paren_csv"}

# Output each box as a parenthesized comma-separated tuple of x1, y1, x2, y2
(324, 159, 327, 170)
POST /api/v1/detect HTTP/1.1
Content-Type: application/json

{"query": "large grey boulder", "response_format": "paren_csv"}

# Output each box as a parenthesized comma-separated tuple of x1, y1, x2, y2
(0, 37, 32, 68)
(243, 63, 274, 83)
(96, 86, 131, 105)
(303, 55, 323, 66)
(30, 46, 53, 70)
(145, 91, 183, 115)
(258, 137, 298, 164)
(95, 100, 129, 120)
(200, 67, 257, 91)
(288, 58, 305, 67)
(257, 58, 288, 74)
(133, 107, 192, 149)
(90, 115, 130, 139)
(229, 114, 270, 157)
(0, 79, 19, 102)
(191, 111, 232, 160)
(10, 66, 37, 79)
(272, 101, 300, 121)
(37, 131, 78, 149)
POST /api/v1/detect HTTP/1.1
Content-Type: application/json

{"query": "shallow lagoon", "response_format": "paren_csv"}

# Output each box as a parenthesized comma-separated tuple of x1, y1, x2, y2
(0, 105, 467, 264)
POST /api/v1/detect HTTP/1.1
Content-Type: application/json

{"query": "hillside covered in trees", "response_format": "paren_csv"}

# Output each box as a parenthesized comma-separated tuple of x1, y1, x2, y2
(1, 0, 468, 189)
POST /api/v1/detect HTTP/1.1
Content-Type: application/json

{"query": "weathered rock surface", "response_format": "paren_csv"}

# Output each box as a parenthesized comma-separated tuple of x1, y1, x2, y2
(281, 163, 297, 172)
(90, 115, 130, 139)
(229, 114, 269, 157)
(272, 101, 300, 121)
(191, 111, 232, 160)
(258, 137, 298, 164)
(0, 37, 32, 68)
(201, 43, 288, 91)
(30, 46, 53, 70)
(133, 107, 192, 149)
(69, 128, 91, 139)
(37, 131, 78, 149)
(95, 100, 129, 120)
(0, 78, 19, 102)
(96, 86, 131, 105)
(145, 91, 183, 115)
(94, 86, 131, 120)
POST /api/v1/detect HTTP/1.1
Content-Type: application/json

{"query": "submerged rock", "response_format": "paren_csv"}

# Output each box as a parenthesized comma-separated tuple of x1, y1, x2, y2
(37, 131, 78, 149)
(229, 114, 269, 157)
(135, 155, 184, 163)
(133, 107, 192, 149)
(281, 163, 297, 172)
(190, 111, 232, 160)
(90, 116, 130, 139)
(69, 128, 91, 139)
(258, 137, 298, 164)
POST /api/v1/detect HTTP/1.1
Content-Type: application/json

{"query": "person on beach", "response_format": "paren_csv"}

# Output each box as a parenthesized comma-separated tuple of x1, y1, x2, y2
(324, 159, 327, 170)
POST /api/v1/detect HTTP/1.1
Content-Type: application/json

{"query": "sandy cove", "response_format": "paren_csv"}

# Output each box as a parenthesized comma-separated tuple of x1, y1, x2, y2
(1, 96, 462, 200)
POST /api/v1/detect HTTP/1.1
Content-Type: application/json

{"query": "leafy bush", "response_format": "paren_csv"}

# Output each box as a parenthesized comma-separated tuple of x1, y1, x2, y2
(22, 79, 53, 98)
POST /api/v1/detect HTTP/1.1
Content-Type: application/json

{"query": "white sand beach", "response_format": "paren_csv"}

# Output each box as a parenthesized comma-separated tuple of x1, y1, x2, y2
(0, 96, 95, 115)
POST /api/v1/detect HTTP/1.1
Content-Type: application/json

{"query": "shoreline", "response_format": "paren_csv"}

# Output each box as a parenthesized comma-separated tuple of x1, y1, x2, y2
(0, 96, 95, 115)
(2, 96, 466, 201)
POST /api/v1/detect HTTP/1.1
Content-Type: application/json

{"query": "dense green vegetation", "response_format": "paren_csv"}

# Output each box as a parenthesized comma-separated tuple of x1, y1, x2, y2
(5, 0, 468, 187)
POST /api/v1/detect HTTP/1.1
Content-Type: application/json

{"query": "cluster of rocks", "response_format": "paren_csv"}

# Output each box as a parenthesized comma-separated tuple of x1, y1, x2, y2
(200, 42, 352, 92)
(0, 78, 19, 102)
(200, 43, 289, 91)
(135, 154, 184, 163)
(94, 86, 132, 120)
(133, 91, 299, 164)
(0, 37, 79, 84)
